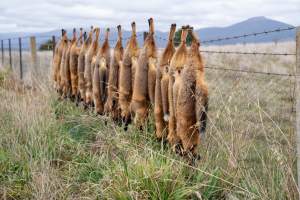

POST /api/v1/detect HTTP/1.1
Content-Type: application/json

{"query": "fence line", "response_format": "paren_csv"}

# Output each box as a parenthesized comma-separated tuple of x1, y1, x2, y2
(0, 32, 145, 43)
(0, 27, 297, 78)
(0, 25, 296, 43)
(154, 26, 296, 45)
(201, 26, 296, 44)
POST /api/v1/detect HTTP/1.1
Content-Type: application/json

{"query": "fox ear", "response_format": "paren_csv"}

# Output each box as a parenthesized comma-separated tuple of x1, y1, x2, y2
(148, 18, 154, 34)
(61, 29, 65, 36)
(131, 22, 136, 35)
(117, 25, 122, 38)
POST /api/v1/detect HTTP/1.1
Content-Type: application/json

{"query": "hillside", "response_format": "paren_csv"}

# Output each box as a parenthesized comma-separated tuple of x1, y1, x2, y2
(197, 16, 295, 45)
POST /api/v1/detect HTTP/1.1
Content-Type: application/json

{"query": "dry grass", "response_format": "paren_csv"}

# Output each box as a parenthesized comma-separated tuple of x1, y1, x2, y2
(0, 42, 298, 199)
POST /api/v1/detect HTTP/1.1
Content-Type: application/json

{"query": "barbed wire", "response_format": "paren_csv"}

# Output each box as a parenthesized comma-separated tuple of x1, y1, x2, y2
(2, 25, 295, 42)
(0, 32, 145, 42)
(201, 26, 296, 44)
(200, 50, 295, 56)
(205, 63, 296, 77)
(0, 26, 297, 57)
(155, 26, 296, 45)
(154, 26, 296, 56)
(0, 35, 59, 41)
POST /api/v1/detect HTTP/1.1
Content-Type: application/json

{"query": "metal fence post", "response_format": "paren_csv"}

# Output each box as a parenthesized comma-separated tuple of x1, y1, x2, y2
(8, 39, 12, 70)
(1, 40, 4, 66)
(18, 37, 23, 80)
(52, 35, 56, 58)
(296, 27, 300, 198)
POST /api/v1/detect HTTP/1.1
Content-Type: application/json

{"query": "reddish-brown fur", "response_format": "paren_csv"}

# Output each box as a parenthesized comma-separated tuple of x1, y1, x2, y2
(104, 25, 123, 121)
(78, 27, 93, 103)
(55, 30, 68, 94)
(131, 18, 157, 127)
(85, 28, 100, 106)
(167, 26, 188, 147)
(119, 22, 139, 126)
(154, 24, 176, 139)
(93, 28, 111, 114)
(70, 28, 83, 100)
(147, 19, 157, 105)
(59, 34, 70, 98)
(63, 42, 72, 98)
(176, 28, 208, 157)
(52, 29, 66, 90)
(99, 28, 111, 105)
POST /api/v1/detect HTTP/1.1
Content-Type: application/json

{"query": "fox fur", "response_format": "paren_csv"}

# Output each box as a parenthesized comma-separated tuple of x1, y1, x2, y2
(167, 26, 188, 147)
(84, 27, 100, 106)
(176, 28, 208, 157)
(119, 22, 139, 127)
(78, 27, 93, 103)
(59, 35, 71, 98)
(154, 23, 176, 139)
(70, 28, 83, 101)
(52, 29, 66, 90)
(93, 28, 111, 115)
(131, 18, 157, 127)
(104, 25, 123, 121)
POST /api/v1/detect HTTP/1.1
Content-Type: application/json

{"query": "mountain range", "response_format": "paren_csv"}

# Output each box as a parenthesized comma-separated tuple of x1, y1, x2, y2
(0, 16, 296, 49)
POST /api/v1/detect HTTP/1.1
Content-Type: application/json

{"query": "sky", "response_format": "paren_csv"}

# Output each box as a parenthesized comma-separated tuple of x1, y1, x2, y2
(0, 0, 299, 33)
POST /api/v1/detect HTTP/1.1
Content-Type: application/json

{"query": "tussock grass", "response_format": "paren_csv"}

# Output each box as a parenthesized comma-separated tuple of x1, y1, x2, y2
(0, 42, 298, 199)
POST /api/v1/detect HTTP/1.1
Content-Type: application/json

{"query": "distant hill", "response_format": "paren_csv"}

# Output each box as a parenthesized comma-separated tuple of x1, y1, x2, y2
(0, 16, 296, 49)
(196, 16, 295, 45)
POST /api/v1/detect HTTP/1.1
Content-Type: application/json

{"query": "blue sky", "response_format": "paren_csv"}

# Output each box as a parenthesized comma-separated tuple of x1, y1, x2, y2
(0, 0, 299, 33)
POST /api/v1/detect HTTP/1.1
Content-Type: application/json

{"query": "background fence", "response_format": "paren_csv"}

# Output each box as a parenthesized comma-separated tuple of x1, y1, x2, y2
(0, 27, 297, 81)
(0, 26, 300, 198)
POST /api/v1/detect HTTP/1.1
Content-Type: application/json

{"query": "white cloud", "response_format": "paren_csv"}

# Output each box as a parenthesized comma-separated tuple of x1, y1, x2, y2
(0, 0, 299, 33)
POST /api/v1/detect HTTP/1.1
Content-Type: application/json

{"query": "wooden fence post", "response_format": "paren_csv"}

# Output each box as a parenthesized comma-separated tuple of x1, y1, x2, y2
(18, 37, 23, 80)
(8, 39, 12, 70)
(296, 27, 300, 197)
(1, 40, 4, 66)
(52, 36, 56, 58)
(30, 36, 37, 72)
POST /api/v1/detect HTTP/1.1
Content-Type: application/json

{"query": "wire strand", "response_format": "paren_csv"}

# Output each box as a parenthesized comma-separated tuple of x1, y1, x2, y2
(200, 50, 295, 56)
(201, 26, 296, 44)
(205, 64, 296, 77)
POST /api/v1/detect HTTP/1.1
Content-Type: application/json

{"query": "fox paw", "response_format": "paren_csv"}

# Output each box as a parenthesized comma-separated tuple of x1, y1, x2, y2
(163, 114, 169, 122)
